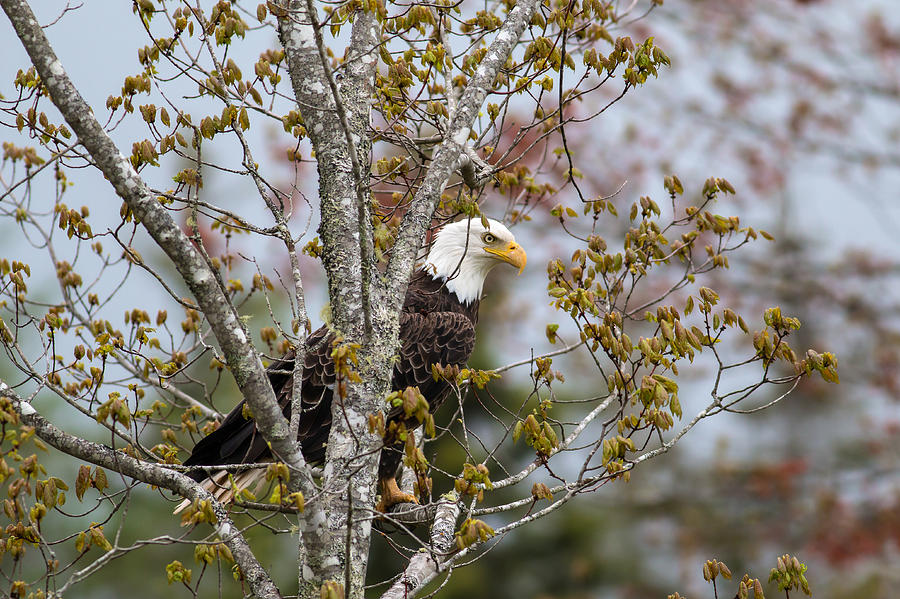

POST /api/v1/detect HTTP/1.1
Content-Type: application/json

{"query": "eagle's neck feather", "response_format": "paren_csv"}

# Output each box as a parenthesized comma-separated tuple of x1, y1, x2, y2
(421, 240, 496, 305)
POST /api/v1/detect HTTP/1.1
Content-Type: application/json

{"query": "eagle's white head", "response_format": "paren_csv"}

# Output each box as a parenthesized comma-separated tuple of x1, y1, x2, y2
(422, 218, 527, 304)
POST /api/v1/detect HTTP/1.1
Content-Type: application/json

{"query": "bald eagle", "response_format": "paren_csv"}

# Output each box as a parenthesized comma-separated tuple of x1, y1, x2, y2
(175, 218, 526, 512)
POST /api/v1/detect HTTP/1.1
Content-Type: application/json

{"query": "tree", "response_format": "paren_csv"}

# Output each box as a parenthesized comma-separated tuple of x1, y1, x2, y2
(0, 1, 837, 598)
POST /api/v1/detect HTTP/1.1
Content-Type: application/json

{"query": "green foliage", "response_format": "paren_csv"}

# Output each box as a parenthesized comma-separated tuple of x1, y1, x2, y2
(455, 368, 500, 389)
(320, 580, 345, 599)
(512, 399, 560, 458)
(74, 465, 108, 501)
(544, 176, 837, 487)
(455, 518, 495, 550)
(454, 462, 492, 502)
(769, 554, 811, 596)
(672, 554, 811, 599)
(194, 539, 235, 566)
(179, 499, 218, 528)
(530, 482, 553, 502)
(386, 386, 437, 438)
(75, 523, 113, 553)
(165, 559, 192, 585)
(265, 462, 306, 508)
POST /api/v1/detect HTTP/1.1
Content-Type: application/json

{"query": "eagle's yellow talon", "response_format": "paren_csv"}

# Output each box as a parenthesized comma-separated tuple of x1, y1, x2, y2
(376, 476, 419, 512)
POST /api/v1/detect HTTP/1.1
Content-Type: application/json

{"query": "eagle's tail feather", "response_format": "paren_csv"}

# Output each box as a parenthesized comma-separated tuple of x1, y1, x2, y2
(172, 468, 267, 516)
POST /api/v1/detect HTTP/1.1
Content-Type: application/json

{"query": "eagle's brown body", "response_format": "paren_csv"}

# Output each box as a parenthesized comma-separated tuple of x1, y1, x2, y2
(182, 270, 479, 490)
(178, 218, 524, 512)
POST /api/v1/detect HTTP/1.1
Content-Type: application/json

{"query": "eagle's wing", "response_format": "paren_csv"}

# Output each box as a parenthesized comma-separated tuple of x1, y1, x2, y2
(375, 309, 476, 491)
(181, 311, 475, 479)
(390, 310, 477, 417)
(181, 326, 336, 479)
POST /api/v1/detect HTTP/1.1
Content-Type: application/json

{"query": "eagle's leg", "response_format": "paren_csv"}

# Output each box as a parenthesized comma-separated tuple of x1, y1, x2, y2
(375, 428, 419, 512)
(375, 476, 418, 513)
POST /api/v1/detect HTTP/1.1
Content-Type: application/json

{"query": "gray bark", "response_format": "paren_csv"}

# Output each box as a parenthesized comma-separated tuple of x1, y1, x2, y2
(277, 3, 386, 597)
(380, 493, 461, 599)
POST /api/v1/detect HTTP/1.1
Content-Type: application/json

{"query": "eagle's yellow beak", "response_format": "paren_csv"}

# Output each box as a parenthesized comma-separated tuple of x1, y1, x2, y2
(485, 241, 527, 274)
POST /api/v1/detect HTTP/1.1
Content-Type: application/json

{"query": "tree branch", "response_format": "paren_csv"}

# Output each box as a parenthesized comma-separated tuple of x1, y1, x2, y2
(1, 0, 312, 485)
(380, 492, 461, 599)
(384, 0, 541, 307)
(0, 381, 282, 599)
(492, 392, 615, 490)
(276, 3, 385, 597)
(276, 0, 376, 340)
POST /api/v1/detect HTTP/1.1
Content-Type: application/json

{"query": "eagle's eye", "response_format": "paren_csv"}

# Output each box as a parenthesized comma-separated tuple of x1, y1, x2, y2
(481, 232, 497, 244)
